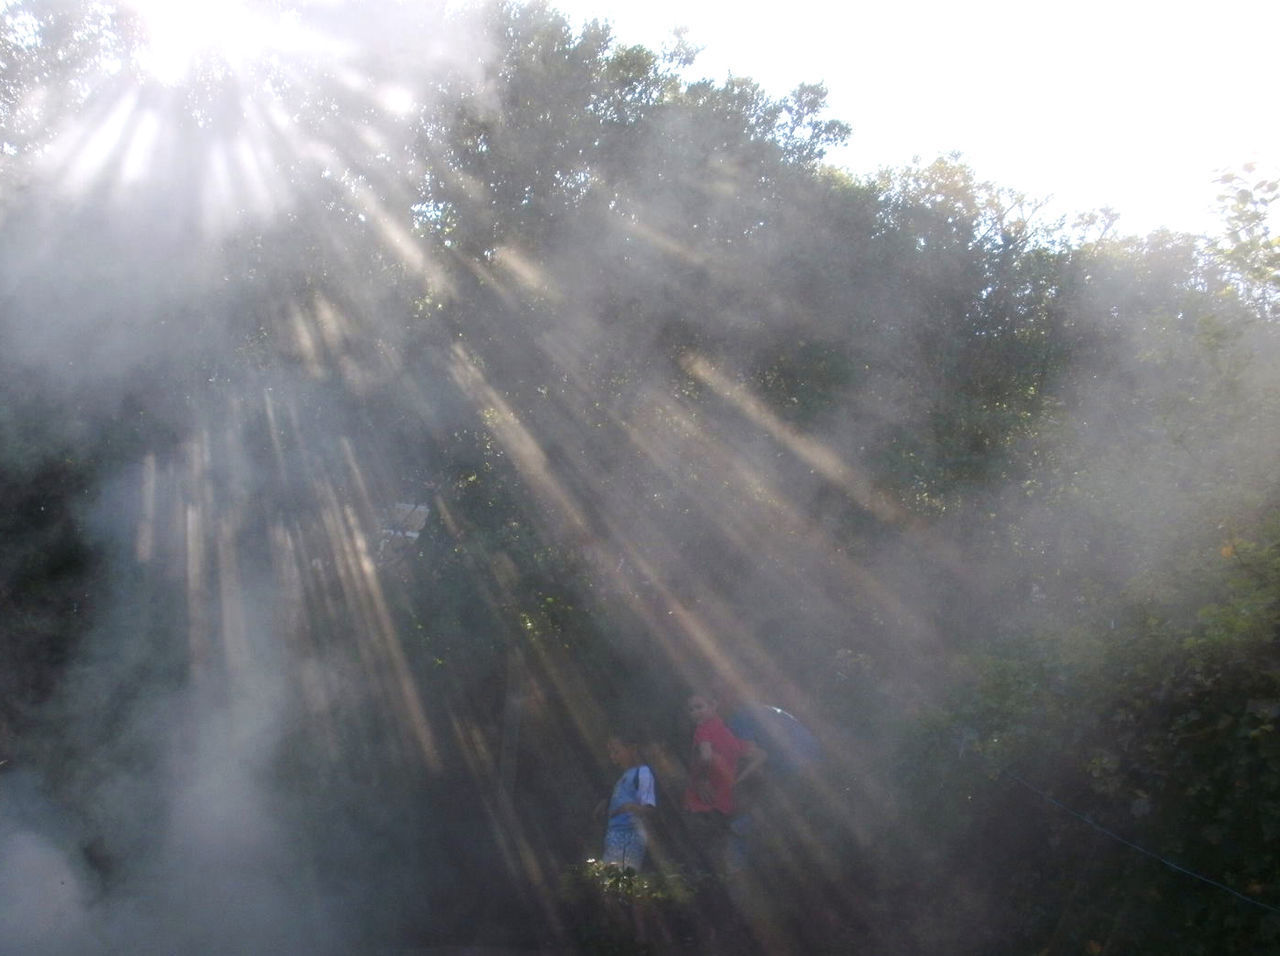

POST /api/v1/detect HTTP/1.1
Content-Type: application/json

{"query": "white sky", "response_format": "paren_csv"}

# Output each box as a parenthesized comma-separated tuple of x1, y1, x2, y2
(547, 0, 1278, 237)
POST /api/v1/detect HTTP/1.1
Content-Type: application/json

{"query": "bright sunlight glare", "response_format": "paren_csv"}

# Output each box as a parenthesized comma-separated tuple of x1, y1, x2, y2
(126, 0, 276, 84)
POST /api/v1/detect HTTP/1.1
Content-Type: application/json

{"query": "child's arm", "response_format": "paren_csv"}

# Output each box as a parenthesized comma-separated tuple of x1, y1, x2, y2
(611, 767, 657, 817)
(735, 741, 767, 785)
(691, 741, 717, 802)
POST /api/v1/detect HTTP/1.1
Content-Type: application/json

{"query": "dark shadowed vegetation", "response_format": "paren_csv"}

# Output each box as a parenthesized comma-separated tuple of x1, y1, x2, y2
(1, 1, 1278, 952)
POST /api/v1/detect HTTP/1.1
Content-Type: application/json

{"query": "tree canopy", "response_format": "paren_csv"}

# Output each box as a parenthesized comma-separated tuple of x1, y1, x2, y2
(1, 1, 1278, 952)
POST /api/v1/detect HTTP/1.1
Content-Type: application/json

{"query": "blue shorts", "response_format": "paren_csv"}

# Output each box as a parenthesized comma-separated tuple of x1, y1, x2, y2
(603, 826, 647, 870)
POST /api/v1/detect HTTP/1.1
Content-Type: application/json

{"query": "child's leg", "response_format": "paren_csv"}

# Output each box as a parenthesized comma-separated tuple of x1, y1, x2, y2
(621, 827, 646, 871)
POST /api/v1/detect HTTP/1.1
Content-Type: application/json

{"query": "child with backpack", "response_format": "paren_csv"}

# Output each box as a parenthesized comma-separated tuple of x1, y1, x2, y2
(597, 733, 656, 870)
(682, 692, 767, 875)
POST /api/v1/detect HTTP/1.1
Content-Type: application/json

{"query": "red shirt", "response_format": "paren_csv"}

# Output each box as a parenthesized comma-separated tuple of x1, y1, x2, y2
(683, 716, 749, 814)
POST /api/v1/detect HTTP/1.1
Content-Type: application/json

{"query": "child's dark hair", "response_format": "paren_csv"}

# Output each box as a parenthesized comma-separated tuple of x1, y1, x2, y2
(607, 728, 642, 748)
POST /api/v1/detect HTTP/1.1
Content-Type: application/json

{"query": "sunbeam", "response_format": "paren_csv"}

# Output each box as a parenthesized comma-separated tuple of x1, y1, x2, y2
(5, 2, 1279, 953)
(125, 0, 288, 86)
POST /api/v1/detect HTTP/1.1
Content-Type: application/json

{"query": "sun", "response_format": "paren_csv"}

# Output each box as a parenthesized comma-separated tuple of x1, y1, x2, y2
(124, 0, 277, 85)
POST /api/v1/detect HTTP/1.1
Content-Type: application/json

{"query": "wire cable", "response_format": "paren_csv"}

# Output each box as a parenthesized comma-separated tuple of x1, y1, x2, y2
(1000, 767, 1280, 917)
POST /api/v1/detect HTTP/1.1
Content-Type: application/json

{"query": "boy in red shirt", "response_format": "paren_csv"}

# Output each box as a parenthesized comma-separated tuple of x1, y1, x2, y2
(682, 693, 766, 872)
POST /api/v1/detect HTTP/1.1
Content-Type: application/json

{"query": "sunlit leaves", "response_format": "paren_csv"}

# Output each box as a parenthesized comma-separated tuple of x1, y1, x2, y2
(5, 2, 1280, 950)
(1216, 165, 1280, 319)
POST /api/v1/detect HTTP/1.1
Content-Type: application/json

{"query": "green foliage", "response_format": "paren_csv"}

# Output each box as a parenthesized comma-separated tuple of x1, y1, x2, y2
(559, 858, 697, 906)
(557, 860, 700, 954)
(752, 338, 857, 426)
(0, 373, 98, 727)
(1216, 164, 1280, 319)
(924, 503, 1280, 951)
(5, 1, 1280, 951)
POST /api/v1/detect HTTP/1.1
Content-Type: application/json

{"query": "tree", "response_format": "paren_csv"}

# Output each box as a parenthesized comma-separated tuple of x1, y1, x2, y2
(4, 1, 1280, 952)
